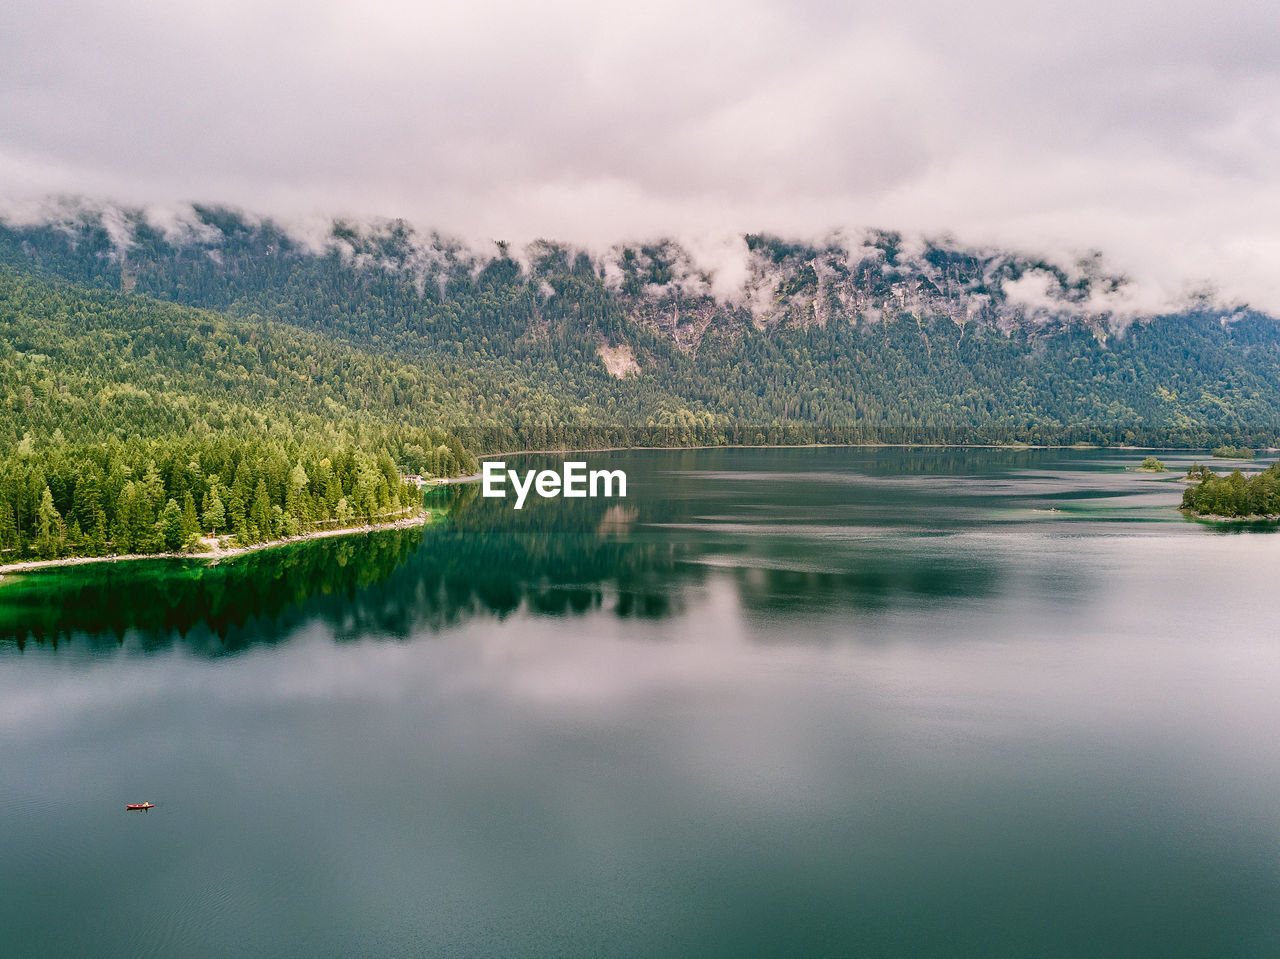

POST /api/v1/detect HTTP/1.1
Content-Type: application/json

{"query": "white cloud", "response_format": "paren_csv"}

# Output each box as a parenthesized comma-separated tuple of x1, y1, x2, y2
(142, 204, 224, 245)
(1, 0, 1278, 310)
(680, 234, 752, 304)
(1003, 270, 1064, 315)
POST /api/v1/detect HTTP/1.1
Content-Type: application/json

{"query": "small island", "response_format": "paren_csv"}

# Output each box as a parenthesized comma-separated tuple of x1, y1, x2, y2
(1137, 456, 1167, 472)
(1181, 460, 1280, 519)
(1211, 445, 1256, 459)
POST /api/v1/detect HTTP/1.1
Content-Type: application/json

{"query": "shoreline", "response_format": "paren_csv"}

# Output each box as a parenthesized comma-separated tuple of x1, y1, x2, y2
(5, 445, 1272, 575)
(467, 442, 1279, 460)
(0, 511, 434, 578)
(1181, 508, 1280, 523)
(435, 443, 1275, 491)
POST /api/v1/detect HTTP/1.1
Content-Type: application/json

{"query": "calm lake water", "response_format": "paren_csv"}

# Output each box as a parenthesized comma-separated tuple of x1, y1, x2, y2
(3, 448, 1280, 958)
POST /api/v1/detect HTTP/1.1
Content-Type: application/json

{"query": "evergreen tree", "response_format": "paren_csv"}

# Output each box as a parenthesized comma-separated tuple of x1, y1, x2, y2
(181, 491, 200, 546)
(0, 502, 16, 551)
(203, 489, 226, 536)
(141, 463, 165, 514)
(36, 486, 62, 559)
(287, 460, 309, 523)
(249, 478, 272, 543)
(158, 498, 185, 551)
(73, 471, 103, 536)
(88, 507, 107, 556)
(113, 482, 140, 553)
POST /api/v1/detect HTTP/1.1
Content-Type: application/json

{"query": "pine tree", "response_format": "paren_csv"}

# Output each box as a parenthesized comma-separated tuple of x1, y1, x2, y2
(229, 488, 247, 541)
(354, 457, 383, 520)
(141, 463, 165, 513)
(287, 460, 309, 523)
(181, 491, 200, 546)
(113, 482, 139, 553)
(73, 471, 103, 536)
(249, 478, 272, 543)
(88, 508, 107, 556)
(36, 486, 62, 559)
(203, 489, 226, 535)
(0, 502, 17, 551)
(158, 498, 185, 551)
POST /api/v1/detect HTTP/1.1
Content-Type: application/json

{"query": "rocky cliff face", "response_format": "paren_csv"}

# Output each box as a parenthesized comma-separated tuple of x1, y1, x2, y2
(1, 201, 1243, 361)
(591, 230, 1216, 353)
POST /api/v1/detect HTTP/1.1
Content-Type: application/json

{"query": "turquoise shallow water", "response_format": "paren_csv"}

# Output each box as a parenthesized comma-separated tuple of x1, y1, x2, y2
(3, 447, 1280, 958)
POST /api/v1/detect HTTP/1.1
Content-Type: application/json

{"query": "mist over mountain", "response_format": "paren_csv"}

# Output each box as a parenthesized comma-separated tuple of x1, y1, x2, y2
(0, 199, 1251, 330)
(6, 1, 1278, 316)
(2, 200, 1279, 450)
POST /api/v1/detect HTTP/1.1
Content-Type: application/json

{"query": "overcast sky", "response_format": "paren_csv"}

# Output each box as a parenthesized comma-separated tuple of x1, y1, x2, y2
(3, 0, 1278, 309)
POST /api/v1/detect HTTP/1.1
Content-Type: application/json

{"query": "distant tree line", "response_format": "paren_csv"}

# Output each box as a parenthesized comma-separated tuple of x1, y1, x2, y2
(1210, 445, 1255, 459)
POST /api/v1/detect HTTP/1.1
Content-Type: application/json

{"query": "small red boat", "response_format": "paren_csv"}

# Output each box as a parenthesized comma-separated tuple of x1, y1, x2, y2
(126, 802, 155, 811)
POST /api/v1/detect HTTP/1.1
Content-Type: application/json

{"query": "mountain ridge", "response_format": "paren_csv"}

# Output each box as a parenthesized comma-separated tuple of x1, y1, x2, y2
(2, 201, 1278, 451)
(1, 201, 1252, 341)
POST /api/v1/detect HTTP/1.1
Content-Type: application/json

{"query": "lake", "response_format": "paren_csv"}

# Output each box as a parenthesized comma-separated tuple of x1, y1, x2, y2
(3, 447, 1280, 958)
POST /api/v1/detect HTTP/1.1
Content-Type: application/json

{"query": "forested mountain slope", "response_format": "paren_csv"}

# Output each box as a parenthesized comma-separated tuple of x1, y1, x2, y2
(3, 203, 1280, 450)
(0, 269, 475, 560)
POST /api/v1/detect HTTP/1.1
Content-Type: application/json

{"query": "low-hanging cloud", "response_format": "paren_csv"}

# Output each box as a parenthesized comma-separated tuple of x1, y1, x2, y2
(1, 0, 1278, 311)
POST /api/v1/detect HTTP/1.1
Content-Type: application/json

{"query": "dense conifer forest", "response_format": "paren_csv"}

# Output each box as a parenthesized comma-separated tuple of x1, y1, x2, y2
(0, 269, 474, 560)
(4, 202, 1280, 557)
(4, 205, 1280, 452)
